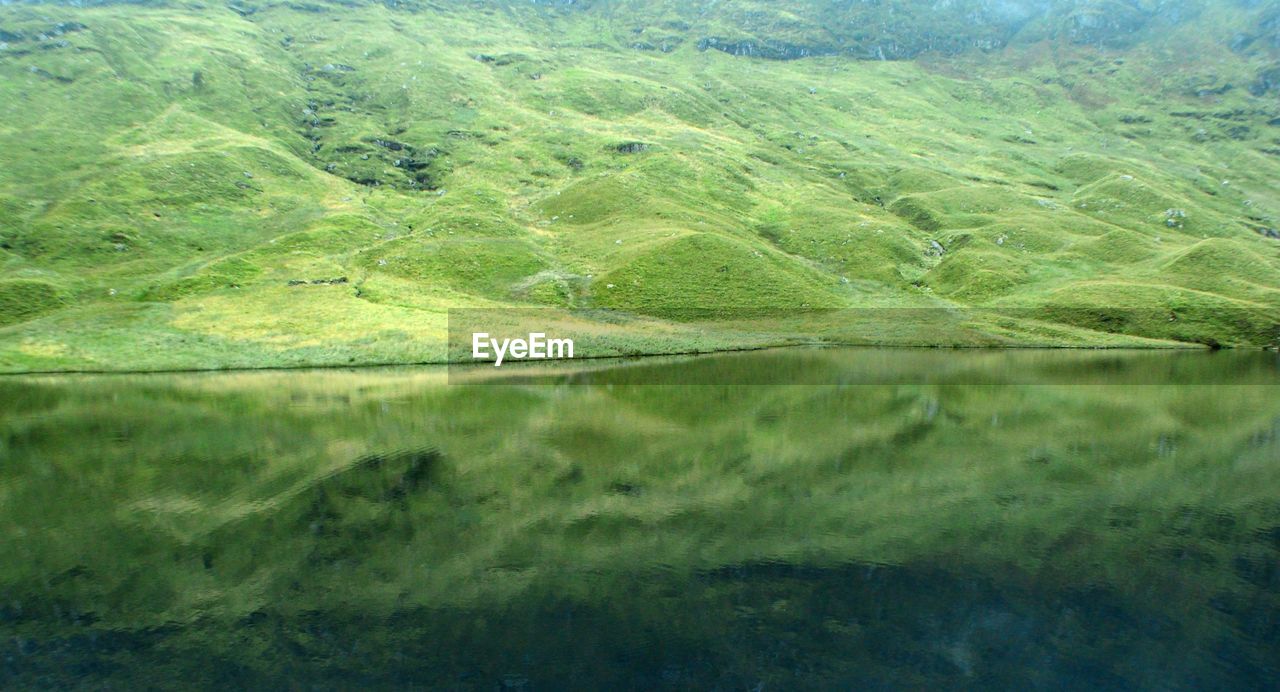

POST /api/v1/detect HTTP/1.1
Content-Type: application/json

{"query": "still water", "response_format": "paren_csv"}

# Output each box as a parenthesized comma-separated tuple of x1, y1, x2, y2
(1, 349, 1278, 689)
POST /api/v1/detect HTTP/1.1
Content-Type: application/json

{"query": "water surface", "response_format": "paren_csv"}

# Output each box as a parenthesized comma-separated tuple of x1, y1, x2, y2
(2, 349, 1278, 688)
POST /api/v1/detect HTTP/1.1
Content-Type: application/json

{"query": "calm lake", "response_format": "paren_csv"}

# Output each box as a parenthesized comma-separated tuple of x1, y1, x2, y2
(2, 348, 1278, 689)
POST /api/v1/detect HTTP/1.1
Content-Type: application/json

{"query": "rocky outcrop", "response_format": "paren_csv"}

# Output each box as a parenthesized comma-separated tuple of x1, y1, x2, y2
(1250, 66, 1280, 96)
(292, 58, 449, 191)
(1229, 6, 1279, 55)
(696, 37, 839, 61)
(287, 277, 349, 286)
(487, 0, 1240, 62)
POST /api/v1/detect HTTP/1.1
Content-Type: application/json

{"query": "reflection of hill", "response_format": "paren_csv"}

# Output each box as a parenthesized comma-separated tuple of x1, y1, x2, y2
(0, 351, 1278, 685)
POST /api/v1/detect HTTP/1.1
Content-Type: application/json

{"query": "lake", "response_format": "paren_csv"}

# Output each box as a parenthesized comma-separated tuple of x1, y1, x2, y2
(1, 348, 1278, 688)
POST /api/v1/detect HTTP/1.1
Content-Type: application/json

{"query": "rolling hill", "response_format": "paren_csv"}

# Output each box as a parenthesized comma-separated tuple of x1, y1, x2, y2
(1, 0, 1278, 371)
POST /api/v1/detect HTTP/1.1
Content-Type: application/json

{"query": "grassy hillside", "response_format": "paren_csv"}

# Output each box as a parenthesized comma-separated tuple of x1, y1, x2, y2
(0, 0, 1278, 371)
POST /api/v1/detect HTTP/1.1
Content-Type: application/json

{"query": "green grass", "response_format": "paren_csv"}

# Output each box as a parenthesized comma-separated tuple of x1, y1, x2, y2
(0, 0, 1278, 371)
(0, 278, 65, 326)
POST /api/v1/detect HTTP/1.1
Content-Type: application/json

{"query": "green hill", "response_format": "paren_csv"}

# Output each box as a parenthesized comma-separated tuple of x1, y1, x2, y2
(1, 0, 1278, 371)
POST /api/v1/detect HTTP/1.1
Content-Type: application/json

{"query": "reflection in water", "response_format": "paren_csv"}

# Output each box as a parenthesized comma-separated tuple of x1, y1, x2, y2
(1, 349, 1278, 688)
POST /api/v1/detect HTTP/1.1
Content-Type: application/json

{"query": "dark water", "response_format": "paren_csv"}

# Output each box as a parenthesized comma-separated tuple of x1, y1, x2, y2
(1, 349, 1278, 689)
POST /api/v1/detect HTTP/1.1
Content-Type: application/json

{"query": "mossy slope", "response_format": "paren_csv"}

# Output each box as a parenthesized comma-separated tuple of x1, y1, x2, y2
(1, 0, 1278, 370)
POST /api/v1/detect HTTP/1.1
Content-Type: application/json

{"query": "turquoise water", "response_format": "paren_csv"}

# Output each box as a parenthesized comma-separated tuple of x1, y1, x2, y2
(1, 349, 1278, 688)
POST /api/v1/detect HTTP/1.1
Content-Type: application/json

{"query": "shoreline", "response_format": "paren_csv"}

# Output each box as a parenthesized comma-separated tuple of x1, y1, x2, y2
(0, 339, 1231, 378)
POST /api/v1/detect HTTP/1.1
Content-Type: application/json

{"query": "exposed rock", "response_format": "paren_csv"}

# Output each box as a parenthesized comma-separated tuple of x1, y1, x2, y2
(1229, 9, 1280, 55)
(629, 40, 680, 53)
(697, 37, 838, 61)
(25, 66, 73, 84)
(285, 2, 328, 13)
(608, 481, 642, 496)
(288, 277, 349, 286)
(1191, 83, 1233, 97)
(615, 141, 650, 154)
(1249, 224, 1280, 239)
(372, 138, 407, 151)
(1064, 4, 1151, 46)
(472, 52, 528, 66)
(1249, 67, 1280, 96)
